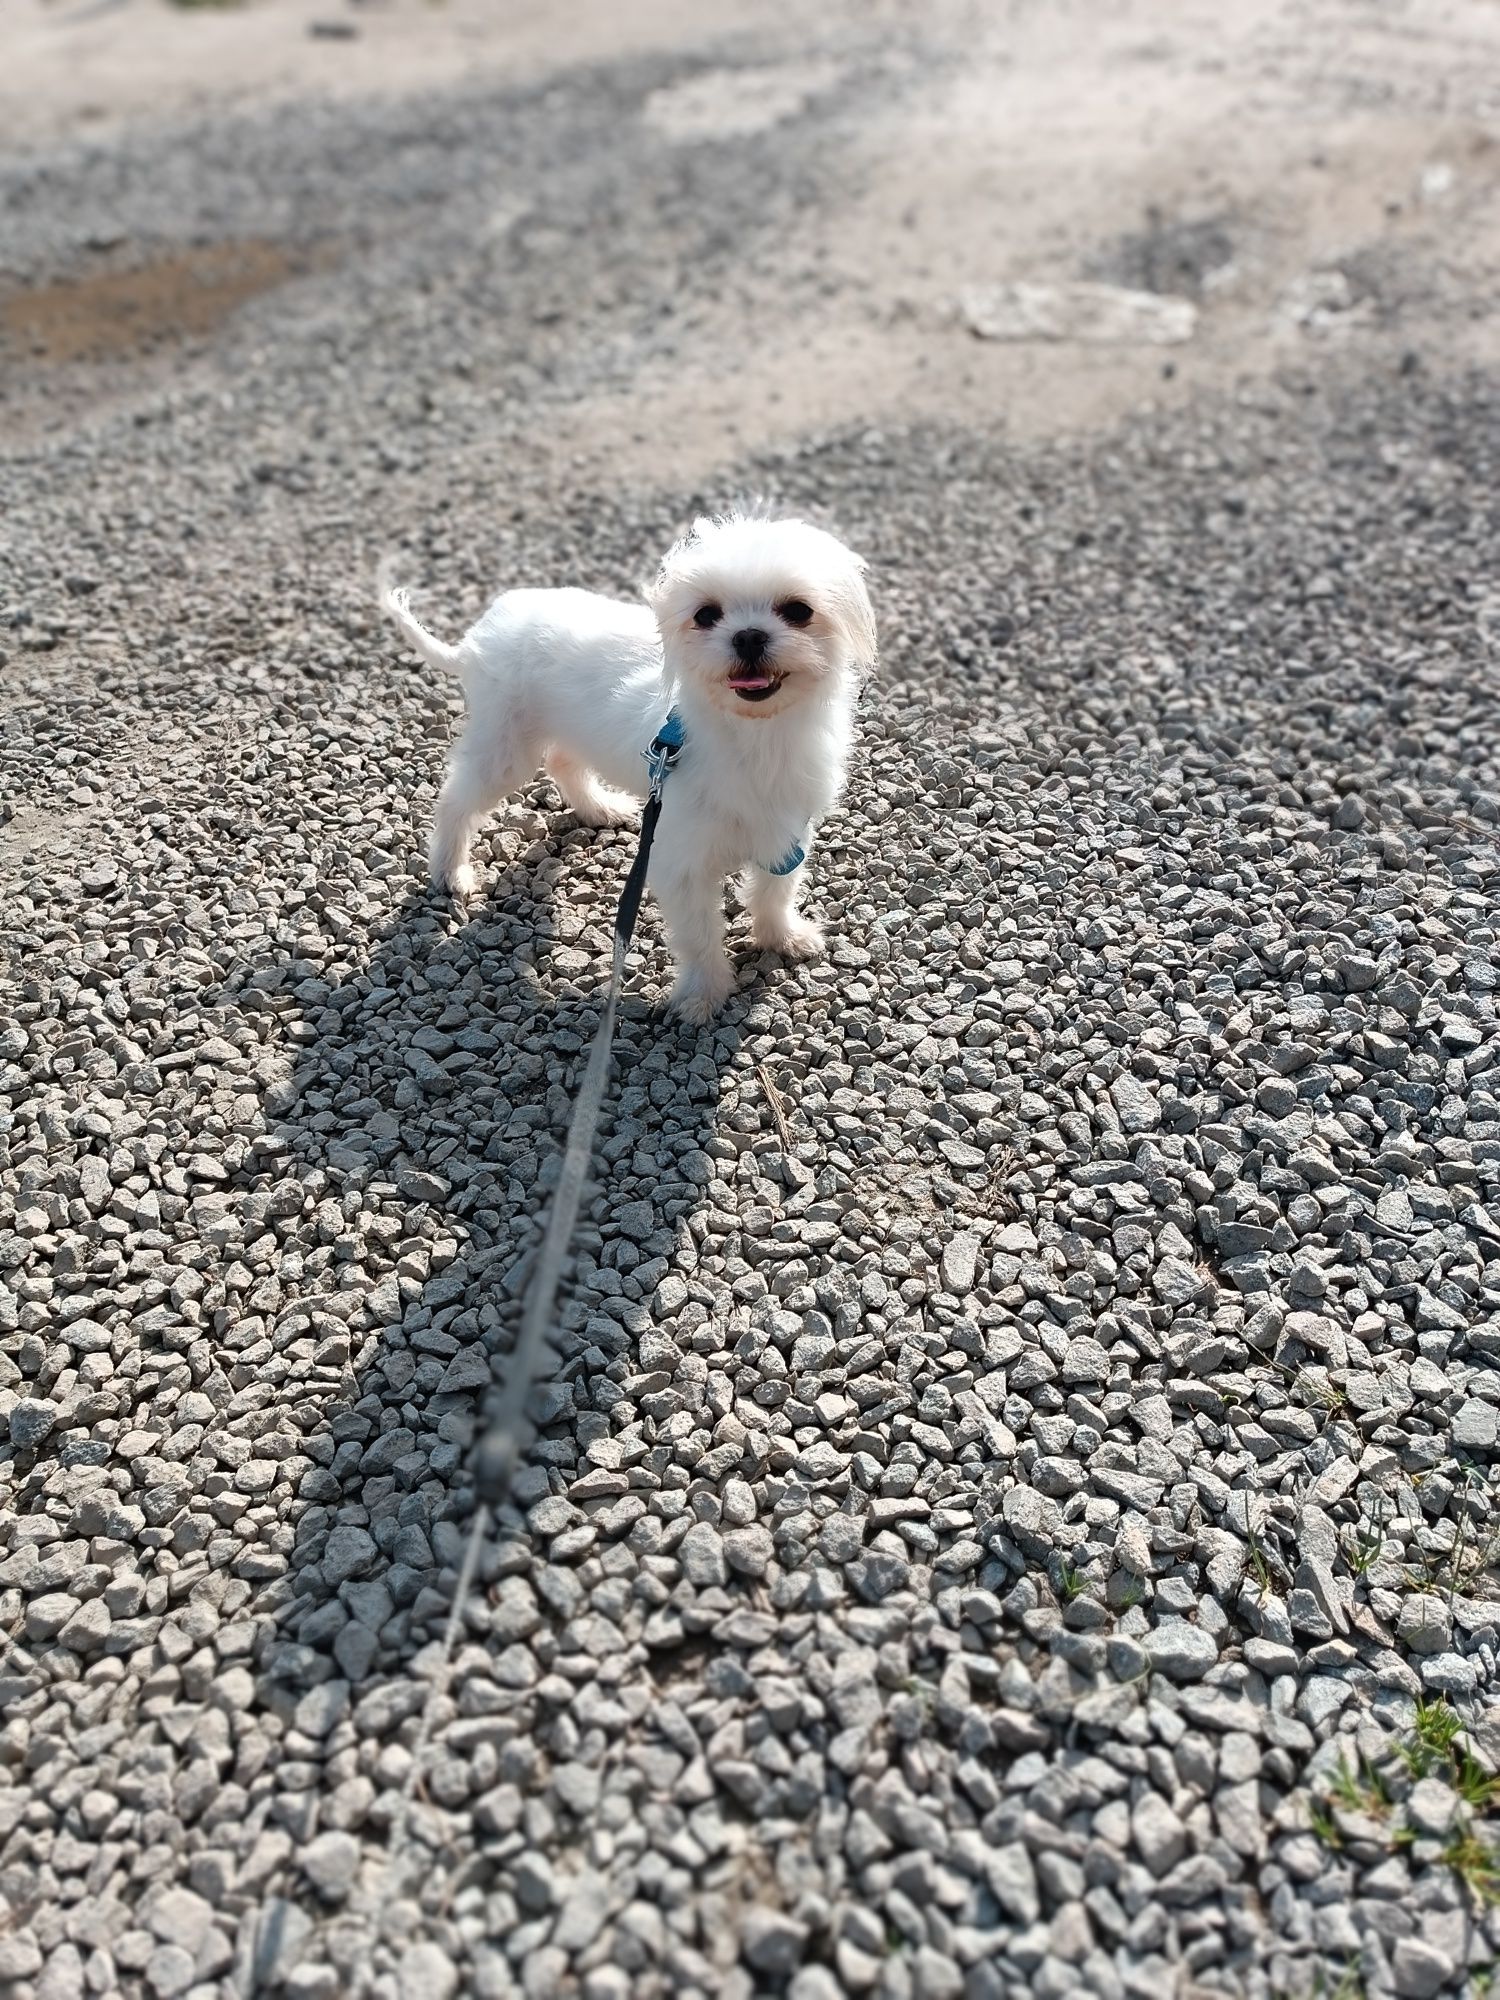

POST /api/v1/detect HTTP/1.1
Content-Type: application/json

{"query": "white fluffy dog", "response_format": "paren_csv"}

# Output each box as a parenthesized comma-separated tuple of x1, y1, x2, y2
(382, 514, 876, 1021)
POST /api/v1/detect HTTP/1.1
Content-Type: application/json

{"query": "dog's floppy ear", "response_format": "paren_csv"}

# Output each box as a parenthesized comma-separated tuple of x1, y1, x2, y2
(832, 549, 878, 678)
(645, 515, 711, 617)
(645, 535, 688, 616)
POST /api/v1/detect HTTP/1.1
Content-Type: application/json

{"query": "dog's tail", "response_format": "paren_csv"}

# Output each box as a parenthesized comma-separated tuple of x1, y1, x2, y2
(378, 556, 463, 675)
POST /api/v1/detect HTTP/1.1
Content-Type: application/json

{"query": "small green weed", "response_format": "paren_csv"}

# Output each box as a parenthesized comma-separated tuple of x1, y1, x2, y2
(1291, 1952, 1365, 2000)
(1443, 1829, 1500, 1906)
(1328, 1753, 1391, 1819)
(1057, 1563, 1087, 1602)
(1456, 1750, 1500, 1813)
(1394, 1696, 1482, 1790)
(899, 1675, 937, 1715)
(1324, 1960, 1366, 2000)
(1412, 1694, 1464, 1761)
(1343, 1495, 1389, 1577)
(1247, 1532, 1275, 1597)
(1291, 1368, 1346, 1414)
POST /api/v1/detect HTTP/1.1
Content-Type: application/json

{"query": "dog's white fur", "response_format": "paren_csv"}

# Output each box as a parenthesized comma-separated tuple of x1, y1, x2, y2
(382, 514, 875, 1021)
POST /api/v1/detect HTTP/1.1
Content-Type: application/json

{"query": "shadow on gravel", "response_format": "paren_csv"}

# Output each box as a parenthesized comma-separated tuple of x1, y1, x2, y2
(234, 820, 746, 1771)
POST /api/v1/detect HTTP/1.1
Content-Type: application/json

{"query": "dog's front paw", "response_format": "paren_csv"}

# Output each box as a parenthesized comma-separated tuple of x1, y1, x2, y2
(432, 861, 477, 901)
(754, 915, 826, 962)
(668, 962, 736, 1025)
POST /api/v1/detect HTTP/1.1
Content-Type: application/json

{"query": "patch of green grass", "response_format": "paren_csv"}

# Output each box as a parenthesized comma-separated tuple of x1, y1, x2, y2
(1456, 1749, 1500, 1814)
(1279, 1952, 1366, 2000)
(1394, 1696, 1475, 1785)
(1307, 1798, 1343, 1850)
(1327, 1758, 1362, 1814)
(1446, 1473, 1500, 1602)
(1376, 1698, 1500, 1900)
(1328, 1753, 1391, 1819)
(1290, 1368, 1346, 1414)
(1343, 1496, 1389, 1577)
(1247, 1532, 1275, 1597)
(1317, 1959, 1366, 2000)
(1443, 1828, 1500, 1906)
(1057, 1562, 1087, 1602)
(1115, 1576, 1146, 1610)
(1408, 1462, 1500, 1603)
(898, 1674, 937, 1715)
(1413, 1694, 1464, 1761)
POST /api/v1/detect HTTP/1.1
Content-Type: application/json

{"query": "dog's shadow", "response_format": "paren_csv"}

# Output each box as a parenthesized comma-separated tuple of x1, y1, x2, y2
(238, 813, 793, 1727)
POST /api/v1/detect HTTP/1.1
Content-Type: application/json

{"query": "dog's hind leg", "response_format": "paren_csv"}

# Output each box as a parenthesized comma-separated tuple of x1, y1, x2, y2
(546, 749, 636, 829)
(430, 731, 530, 899)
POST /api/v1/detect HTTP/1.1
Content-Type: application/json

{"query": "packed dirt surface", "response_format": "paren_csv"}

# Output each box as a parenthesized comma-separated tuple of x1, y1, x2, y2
(1, 242, 322, 365)
(5, 0, 1500, 466)
(2, 3, 1499, 1999)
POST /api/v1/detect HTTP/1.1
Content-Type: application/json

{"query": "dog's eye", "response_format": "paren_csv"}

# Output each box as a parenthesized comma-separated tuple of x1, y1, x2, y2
(778, 600, 814, 627)
(693, 603, 722, 629)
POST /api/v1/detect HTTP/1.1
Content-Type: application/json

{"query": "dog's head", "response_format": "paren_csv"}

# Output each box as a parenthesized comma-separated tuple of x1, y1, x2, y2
(648, 513, 876, 721)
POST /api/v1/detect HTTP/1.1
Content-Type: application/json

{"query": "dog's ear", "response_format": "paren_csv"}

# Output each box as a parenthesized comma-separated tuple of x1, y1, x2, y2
(646, 516, 713, 616)
(832, 551, 878, 677)
(645, 535, 687, 616)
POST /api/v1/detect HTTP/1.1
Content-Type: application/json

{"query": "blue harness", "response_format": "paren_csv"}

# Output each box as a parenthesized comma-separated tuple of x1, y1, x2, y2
(643, 706, 807, 876)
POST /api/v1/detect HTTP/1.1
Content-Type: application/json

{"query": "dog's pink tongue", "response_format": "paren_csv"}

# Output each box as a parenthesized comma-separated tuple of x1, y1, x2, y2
(729, 670, 775, 690)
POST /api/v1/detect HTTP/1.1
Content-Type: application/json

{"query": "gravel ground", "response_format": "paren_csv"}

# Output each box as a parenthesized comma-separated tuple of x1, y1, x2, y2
(3, 8, 1500, 2000)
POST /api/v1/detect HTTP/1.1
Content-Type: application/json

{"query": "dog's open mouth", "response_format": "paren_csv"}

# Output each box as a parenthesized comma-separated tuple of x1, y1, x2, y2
(727, 668, 784, 704)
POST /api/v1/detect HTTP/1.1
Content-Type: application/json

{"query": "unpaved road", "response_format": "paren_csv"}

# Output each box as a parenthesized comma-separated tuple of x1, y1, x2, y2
(2, 4, 1499, 1998)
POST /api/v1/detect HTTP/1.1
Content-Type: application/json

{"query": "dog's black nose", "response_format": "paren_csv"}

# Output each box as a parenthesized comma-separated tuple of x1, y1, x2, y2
(732, 627, 769, 664)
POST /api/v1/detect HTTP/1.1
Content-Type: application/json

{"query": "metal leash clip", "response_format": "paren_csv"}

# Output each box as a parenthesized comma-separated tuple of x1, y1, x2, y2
(643, 706, 686, 801)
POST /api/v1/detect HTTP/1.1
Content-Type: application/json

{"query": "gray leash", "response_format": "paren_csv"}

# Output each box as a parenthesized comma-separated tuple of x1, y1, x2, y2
(364, 711, 686, 1918)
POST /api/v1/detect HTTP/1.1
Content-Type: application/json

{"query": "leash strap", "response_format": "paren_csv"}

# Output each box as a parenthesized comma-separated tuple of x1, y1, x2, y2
(475, 703, 682, 1504)
(361, 711, 688, 1934)
(470, 929, 626, 1504)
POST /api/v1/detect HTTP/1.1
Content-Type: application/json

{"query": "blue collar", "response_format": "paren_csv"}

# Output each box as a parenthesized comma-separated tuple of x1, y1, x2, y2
(644, 706, 806, 875)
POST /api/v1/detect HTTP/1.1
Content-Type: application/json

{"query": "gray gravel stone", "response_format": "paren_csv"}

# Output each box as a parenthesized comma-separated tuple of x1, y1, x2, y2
(741, 1907, 809, 1974)
(322, 1525, 379, 1584)
(724, 1524, 775, 1577)
(984, 1843, 1040, 1922)
(397, 1943, 460, 2000)
(144, 1890, 214, 1954)
(1132, 1793, 1188, 1876)
(678, 1520, 728, 1586)
(1420, 1653, 1480, 1698)
(940, 1232, 980, 1294)
(0, 1937, 43, 1980)
(1392, 1938, 1456, 1999)
(790, 1970, 845, 2000)
(7, 1396, 58, 1447)
(1405, 1778, 1459, 1839)
(299, 1831, 361, 1903)
(1397, 1596, 1453, 1656)
(1452, 1400, 1498, 1451)
(1142, 1618, 1218, 1681)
